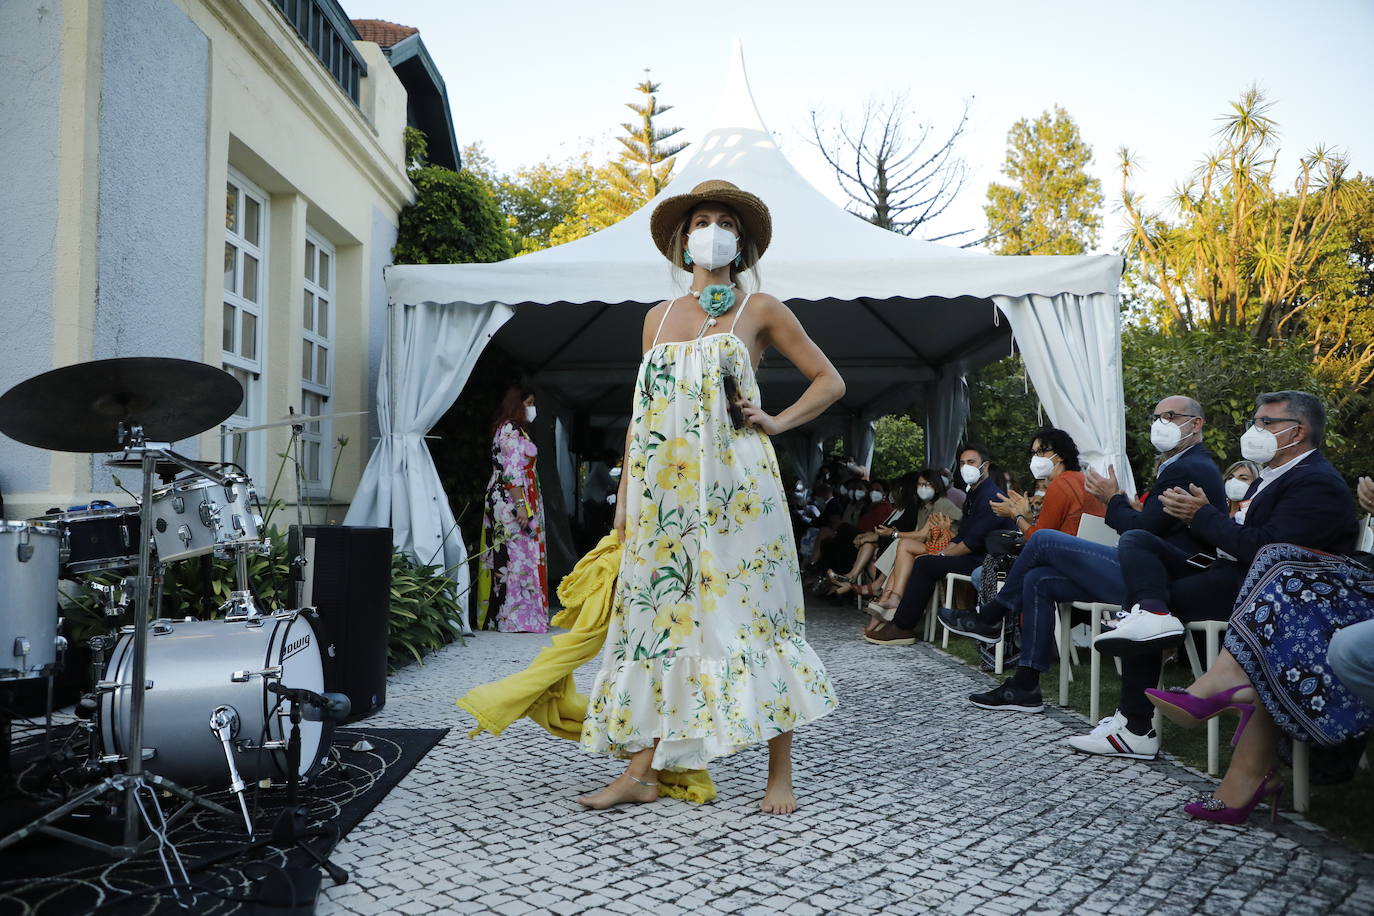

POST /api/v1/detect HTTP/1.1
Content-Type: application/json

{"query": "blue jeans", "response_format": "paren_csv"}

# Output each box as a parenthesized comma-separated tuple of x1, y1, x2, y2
(1329, 618, 1374, 710)
(994, 529, 1126, 673)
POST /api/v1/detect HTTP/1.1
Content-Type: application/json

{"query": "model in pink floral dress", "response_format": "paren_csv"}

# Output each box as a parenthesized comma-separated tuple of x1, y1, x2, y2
(478, 422, 549, 632)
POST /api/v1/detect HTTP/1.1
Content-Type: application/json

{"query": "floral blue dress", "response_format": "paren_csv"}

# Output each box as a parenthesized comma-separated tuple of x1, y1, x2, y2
(1225, 542, 1374, 749)
(580, 297, 838, 770)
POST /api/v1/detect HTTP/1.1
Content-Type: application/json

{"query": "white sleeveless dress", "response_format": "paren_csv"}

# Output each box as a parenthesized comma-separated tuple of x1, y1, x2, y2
(581, 295, 838, 771)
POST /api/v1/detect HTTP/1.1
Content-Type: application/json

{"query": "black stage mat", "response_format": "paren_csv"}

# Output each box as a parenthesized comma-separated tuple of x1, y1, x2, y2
(0, 726, 448, 915)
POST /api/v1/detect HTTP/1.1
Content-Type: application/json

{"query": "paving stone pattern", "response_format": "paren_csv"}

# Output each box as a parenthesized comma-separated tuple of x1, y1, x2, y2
(319, 607, 1374, 915)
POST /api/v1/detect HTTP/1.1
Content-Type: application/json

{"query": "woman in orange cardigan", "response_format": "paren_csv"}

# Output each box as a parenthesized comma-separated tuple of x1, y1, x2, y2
(990, 426, 1105, 539)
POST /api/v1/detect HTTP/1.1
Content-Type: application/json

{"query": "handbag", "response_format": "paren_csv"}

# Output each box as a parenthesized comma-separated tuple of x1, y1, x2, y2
(985, 528, 1025, 557)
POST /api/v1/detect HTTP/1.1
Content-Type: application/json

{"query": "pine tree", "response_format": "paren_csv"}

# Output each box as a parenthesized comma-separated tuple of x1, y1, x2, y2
(600, 79, 687, 218)
(983, 106, 1103, 255)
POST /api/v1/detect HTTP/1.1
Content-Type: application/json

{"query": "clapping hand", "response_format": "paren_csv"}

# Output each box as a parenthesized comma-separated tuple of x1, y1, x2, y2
(1358, 476, 1374, 515)
(1159, 483, 1210, 523)
(1084, 465, 1122, 503)
(991, 489, 1032, 520)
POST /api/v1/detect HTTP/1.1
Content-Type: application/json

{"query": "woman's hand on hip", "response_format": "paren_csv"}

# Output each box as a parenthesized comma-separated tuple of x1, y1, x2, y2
(739, 400, 783, 435)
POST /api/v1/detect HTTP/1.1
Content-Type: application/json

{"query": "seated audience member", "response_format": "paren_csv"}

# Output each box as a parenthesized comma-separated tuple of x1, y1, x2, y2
(1222, 459, 1263, 518)
(1144, 473, 1374, 824)
(820, 479, 893, 589)
(829, 473, 917, 597)
(805, 477, 865, 572)
(1095, 391, 1358, 755)
(939, 395, 1227, 745)
(865, 445, 1013, 646)
(974, 427, 1107, 673)
(861, 470, 962, 631)
(990, 427, 1106, 540)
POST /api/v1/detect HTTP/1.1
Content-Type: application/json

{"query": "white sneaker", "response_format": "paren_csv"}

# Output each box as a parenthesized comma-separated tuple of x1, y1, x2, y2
(1066, 711, 1160, 760)
(1093, 605, 1184, 657)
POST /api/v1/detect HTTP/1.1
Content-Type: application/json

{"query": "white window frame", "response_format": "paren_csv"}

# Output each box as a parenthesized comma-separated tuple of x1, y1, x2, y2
(300, 229, 335, 497)
(221, 170, 269, 482)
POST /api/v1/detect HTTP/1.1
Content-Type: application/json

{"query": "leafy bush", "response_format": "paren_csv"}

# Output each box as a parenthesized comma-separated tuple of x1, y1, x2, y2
(393, 166, 514, 266)
(388, 553, 467, 671)
(870, 414, 926, 479)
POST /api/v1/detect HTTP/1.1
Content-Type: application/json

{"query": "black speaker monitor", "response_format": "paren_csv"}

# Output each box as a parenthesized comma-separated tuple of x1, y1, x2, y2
(290, 525, 392, 722)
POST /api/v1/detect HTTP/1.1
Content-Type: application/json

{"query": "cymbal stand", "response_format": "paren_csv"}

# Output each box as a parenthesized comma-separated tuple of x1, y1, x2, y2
(0, 425, 238, 859)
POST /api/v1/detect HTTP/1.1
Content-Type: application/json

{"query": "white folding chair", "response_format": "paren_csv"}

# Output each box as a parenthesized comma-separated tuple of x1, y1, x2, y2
(937, 572, 1006, 673)
(1053, 518, 1122, 716)
(1183, 619, 1231, 775)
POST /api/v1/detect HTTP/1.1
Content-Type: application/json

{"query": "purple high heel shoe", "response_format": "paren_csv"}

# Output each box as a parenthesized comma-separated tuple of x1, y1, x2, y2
(1184, 767, 1283, 825)
(1145, 684, 1256, 747)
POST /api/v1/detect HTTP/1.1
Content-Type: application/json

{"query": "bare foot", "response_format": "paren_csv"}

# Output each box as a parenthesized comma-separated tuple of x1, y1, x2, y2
(759, 779, 796, 815)
(576, 773, 658, 810)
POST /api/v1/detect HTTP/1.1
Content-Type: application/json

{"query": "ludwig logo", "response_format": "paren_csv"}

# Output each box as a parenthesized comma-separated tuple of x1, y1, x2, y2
(282, 633, 311, 661)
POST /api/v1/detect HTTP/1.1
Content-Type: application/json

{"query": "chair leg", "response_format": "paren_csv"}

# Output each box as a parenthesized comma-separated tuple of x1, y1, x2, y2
(1058, 604, 1071, 707)
(941, 577, 952, 649)
(1293, 740, 1310, 813)
(1204, 624, 1222, 776)
(993, 636, 1004, 675)
(1090, 608, 1102, 724)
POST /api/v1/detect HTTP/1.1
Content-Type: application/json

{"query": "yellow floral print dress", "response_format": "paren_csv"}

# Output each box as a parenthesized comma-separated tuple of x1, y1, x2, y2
(581, 296, 838, 771)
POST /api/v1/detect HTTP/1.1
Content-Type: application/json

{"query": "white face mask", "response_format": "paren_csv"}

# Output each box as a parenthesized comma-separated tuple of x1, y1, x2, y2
(525, 405, 537, 423)
(686, 224, 739, 271)
(959, 463, 982, 486)
(917, 485, 935, 502)
(1240, 423, 1300, 464)
(869, 491, 884, 503)
(1029, 456, 1055, 480)
(1150, 418, 1186, 453)
(1225, 477, 1251, 502)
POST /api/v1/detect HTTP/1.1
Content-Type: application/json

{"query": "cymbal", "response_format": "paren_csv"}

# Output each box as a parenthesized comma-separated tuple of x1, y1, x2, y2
(227, 409, 368, 435)
(0, 358, 243, 453)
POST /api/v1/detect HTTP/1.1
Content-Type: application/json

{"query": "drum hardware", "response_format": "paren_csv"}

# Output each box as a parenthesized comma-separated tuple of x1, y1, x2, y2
(0, 357, 244, 860)
(232, 666, 282, 683)
(209, 705, 254, 834)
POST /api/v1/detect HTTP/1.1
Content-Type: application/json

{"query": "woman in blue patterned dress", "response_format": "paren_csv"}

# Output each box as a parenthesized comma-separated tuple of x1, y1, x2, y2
(1146, 479, 1374, 824)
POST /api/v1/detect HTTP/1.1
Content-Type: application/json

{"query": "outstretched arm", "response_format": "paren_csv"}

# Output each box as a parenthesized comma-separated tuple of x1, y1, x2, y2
(738, 295, 845, 435)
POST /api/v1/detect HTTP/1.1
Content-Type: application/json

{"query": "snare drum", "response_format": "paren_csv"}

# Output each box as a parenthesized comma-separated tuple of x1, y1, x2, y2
(100, 610, 331, 785)
(0, 521, 62, 681)
(149, 474, 261, 562)
(41, 502, 141, 575)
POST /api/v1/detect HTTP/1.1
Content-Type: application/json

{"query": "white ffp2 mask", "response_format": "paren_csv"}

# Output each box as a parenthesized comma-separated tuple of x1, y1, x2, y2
(686, 225, 738, 270)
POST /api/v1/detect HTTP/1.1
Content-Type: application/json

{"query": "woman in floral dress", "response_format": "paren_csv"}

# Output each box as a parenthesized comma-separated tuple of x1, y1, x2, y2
(577, 180, 846, 814)
(477, 384, 548, 633)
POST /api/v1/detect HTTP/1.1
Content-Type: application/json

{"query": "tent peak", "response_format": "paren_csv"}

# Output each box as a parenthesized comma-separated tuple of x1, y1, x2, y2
(710, 40, 770, 136)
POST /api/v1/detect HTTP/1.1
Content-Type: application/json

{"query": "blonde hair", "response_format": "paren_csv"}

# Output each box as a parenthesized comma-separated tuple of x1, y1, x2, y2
(667, 203, 762, 293)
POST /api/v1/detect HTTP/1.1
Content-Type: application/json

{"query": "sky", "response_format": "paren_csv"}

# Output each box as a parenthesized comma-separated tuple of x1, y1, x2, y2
(355, 0, 1374, 254)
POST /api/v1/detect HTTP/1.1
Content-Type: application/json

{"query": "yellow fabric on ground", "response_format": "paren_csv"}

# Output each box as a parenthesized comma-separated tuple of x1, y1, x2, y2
(456, 530, 716, 803)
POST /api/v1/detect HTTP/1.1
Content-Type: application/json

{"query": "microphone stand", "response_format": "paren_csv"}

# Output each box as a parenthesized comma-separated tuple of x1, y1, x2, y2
(268, 686, 349, 887)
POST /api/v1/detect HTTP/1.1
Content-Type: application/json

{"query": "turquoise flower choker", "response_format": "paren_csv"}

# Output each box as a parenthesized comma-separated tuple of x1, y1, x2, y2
(693, 283, 737, 318)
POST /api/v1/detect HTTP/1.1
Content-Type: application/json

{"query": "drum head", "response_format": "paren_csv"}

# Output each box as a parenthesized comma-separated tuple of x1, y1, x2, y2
(272, 612, 331, 779)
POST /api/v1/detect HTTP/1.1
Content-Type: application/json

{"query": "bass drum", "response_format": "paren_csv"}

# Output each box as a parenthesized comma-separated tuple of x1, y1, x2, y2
(101, 610, 332, 786)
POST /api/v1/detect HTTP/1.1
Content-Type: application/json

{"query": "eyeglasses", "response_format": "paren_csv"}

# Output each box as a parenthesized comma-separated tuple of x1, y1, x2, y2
(1148, 411, 1198, 423)
(1251, 416, 1302, 430)
(1030, 447, 1055, 457)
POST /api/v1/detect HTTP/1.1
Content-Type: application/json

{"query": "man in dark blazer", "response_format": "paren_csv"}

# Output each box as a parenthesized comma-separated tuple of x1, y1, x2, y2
(1085, 395, 1227, 552)
(938, 396, 1227, 730)
(1095, 390, 1358, 753)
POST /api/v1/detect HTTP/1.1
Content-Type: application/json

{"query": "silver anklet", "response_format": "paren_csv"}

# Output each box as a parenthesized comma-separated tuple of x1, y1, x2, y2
(627, 774, 656, 787)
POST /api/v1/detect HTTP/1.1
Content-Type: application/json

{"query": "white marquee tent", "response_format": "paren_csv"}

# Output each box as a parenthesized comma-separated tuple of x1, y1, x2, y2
(345, 44, 1129, 599)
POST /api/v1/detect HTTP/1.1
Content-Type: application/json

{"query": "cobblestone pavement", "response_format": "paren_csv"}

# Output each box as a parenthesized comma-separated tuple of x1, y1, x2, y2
(319, 606, 1374, 916)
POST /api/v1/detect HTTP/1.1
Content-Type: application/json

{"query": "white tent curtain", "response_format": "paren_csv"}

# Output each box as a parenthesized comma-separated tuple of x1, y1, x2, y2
(925, 364, 970, 472)
(344, 299, 514, 618)
(992, 292, 1136, 497)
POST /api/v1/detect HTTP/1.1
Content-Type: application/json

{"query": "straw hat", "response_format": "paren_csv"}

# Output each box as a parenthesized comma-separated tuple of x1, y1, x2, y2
(649, 180, 772, 270)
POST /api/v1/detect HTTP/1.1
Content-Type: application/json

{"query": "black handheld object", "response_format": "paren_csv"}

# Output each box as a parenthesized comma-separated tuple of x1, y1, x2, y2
(722, 375, 746, 429)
